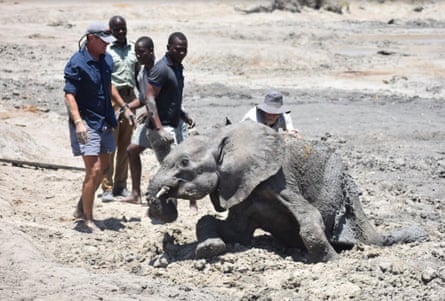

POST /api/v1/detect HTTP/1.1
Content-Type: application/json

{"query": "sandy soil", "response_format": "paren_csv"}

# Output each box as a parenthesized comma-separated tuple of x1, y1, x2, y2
(0, 0, 444, 300)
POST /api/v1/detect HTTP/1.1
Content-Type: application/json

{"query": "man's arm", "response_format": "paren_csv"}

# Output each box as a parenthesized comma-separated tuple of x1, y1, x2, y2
(64, 92, 81, 123)
(144, 83, 174, 143)
(111, 84, 135, 126)
(283, 113, 302, 139)
(180, 109, 195, 128)
(64, 92, 87, 144)
(111, 84, 128, 109)
(130, 61, 143, 110)
(145, 83, 162, 129)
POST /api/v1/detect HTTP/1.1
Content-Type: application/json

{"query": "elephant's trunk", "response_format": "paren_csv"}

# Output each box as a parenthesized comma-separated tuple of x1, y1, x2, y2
(147, 191, 178, 223)
(145, 172, 180, 223)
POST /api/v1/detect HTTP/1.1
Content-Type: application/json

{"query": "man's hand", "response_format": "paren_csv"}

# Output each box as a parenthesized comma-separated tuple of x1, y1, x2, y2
(181, 112, 196, 129)
(75, 121, 88, 144)
(136, 111, 148, 124)
(157, 127, 174, 144)
(186, 117, 196, 129)
(123, 108, 136, 127)
(287, 129, 302, 139)
(119, 104, 136, 128)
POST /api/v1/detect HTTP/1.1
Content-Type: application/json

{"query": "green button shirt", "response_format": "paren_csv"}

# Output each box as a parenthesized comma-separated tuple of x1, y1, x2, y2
(107, 41, 137, 89)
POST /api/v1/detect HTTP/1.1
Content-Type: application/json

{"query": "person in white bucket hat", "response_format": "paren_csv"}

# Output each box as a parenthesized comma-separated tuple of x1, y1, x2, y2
(242, 90, 301, 138)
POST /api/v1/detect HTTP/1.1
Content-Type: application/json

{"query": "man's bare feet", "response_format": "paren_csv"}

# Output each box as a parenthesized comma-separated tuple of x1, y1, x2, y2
(75, 219, 103, 233)
(73, 197, 85, 219)
(118, 194, 142, 204)
(189, 200, 198, 213)
(84, 219, 95, 230)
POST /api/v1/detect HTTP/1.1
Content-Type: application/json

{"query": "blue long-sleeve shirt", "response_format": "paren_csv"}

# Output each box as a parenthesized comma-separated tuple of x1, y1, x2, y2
(64, 46, 117, 130)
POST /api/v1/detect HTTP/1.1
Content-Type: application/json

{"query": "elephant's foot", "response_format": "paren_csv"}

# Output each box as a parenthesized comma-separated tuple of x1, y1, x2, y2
(195, 238, 226, 259)
(318, 249, 339, 263)
(307, 245, 339, 263)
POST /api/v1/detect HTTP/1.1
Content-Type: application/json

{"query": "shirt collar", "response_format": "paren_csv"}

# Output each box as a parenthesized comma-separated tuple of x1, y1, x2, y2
(80, 46, 97, 63)
(163, 55, 183, 70)
(110, 41, 131, 50)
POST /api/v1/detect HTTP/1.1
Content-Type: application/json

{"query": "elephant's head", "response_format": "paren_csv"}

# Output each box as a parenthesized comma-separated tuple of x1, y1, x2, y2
(146, 121, 285, 222)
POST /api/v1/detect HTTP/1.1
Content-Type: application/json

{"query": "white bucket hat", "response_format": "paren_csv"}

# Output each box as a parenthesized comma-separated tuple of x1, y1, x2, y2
(257, 90, 289, 114)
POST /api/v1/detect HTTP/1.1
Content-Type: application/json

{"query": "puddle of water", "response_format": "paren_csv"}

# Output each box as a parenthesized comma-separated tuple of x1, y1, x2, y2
(335, 34, 445, 56)
(337, 70, 392, 77)
(336, 48, 377, 56)
(382, 34, 445, 44)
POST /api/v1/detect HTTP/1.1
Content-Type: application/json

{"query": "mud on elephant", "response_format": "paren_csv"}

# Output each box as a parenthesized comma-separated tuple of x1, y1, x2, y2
(145, 121, 427, 262)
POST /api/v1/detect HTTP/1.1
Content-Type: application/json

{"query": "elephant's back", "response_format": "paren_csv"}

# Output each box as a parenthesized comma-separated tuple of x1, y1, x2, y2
(283, 137, 347, 229)
(282, 137, 339, 180)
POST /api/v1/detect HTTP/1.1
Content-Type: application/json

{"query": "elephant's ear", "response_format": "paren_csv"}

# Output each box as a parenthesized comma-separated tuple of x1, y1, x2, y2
(213, 121, 285, 209)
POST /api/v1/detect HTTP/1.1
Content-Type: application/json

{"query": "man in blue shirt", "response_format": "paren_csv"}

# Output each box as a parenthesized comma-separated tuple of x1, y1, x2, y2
(64, 21, 135, 233)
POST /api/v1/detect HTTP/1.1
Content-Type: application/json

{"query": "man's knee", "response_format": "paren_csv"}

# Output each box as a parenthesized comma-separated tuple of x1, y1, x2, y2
(127, 144, 143, 157)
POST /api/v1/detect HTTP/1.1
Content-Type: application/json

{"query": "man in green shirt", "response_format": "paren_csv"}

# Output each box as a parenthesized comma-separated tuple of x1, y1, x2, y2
(101, 15, 138, 202)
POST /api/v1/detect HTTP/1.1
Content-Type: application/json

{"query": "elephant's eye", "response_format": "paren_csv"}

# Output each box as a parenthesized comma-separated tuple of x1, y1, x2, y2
(179, 158, 189, 168)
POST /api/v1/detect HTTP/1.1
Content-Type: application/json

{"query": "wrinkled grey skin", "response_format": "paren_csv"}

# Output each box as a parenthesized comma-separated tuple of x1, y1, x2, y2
(146, 122, 427, 262)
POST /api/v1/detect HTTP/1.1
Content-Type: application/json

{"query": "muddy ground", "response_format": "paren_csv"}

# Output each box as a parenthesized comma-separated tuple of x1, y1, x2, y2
(0, 0, 444, 300)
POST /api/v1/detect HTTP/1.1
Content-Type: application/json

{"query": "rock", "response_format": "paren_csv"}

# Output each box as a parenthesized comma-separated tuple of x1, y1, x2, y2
(193, 259, 206, 271)
(379, 262, 392, 273)
(83, 245, 98, 254)
(421, 267, 438, 284)
(151, 253, 169, 268)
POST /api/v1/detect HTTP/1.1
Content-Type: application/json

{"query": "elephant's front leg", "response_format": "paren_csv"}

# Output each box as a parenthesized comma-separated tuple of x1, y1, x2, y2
(280, 191, 338, 262)
(195, 211, 255, 258)
(195, 215, 226, 258)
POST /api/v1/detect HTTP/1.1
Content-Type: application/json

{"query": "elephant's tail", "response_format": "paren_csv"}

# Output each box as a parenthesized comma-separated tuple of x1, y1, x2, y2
(338, 174, 428, 247)
(382, 225, 428, 246)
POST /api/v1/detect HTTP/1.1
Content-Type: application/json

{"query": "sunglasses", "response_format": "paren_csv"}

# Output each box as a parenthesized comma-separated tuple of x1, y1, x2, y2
(78, 30, 113, 49)
(91, 30, 112, 37)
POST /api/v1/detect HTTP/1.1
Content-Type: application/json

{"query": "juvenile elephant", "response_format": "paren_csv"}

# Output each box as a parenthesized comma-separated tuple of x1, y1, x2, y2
(146, 121, 427, 262)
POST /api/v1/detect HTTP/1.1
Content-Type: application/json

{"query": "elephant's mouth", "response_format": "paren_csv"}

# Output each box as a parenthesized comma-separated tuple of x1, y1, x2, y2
(155, 183, 206, 201)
